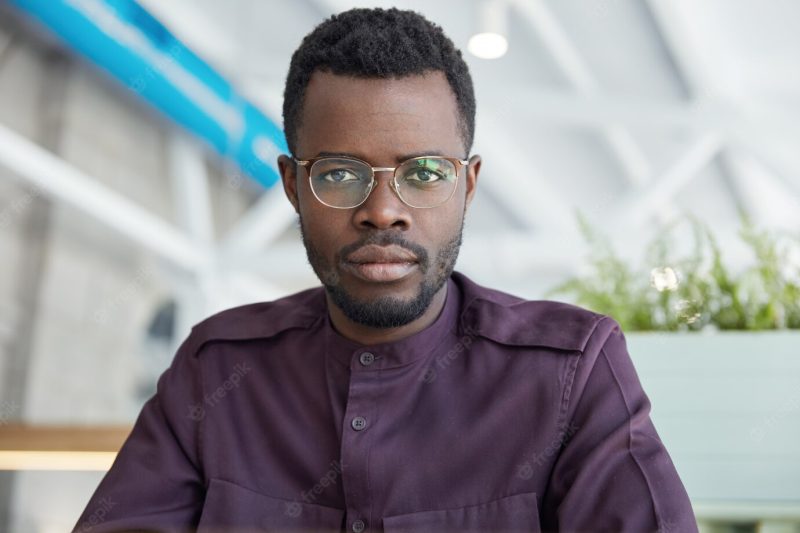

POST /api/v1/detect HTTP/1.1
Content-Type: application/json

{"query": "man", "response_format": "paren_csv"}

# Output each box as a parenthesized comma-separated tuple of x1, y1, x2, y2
(75, 7, 697, 533)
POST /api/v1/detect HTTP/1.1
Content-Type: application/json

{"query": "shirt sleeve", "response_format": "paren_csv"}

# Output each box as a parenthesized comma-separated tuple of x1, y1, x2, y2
(540, 317, 698, 532)
(72, 331, 206, 533)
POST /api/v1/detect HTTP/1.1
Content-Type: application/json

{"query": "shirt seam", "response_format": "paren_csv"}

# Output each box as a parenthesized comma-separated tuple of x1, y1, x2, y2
(556, 315, 607, 432)
(208, 476, 343, 510)
(385, 488, 538, 517)
(556, 353, 580, 434)
(196, 343, 207, 485)
(600, 342, 661, 526)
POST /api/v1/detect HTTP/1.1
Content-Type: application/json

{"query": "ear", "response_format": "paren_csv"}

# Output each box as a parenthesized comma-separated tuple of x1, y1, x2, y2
(464, 154, 481, 210)
(278, 154, 300, 214)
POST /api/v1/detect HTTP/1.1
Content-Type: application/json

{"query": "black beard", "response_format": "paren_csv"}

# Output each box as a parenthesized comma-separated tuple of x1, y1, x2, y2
(299, 215, 464, 329)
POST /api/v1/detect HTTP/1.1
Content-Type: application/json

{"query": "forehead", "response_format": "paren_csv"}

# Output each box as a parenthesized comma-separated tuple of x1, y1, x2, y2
(296, 70, 463, 160)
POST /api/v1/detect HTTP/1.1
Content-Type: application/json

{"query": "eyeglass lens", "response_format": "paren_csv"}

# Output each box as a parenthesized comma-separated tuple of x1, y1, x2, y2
(309, 157, 458, 208)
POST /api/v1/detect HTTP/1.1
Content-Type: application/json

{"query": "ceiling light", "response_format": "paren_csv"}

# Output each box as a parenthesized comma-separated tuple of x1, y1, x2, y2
(468, 32, 508, 59)
(469, 0, 509, 60)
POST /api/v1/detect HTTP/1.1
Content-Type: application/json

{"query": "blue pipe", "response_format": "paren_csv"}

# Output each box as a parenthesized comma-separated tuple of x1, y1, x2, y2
(9, 0, 286, 189)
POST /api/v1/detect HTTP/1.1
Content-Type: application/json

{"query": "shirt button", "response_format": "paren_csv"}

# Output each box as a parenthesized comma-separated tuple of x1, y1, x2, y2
(352, 519, 365, 532)
(351, 416, 367, 431)
(359, 351, 375, 366)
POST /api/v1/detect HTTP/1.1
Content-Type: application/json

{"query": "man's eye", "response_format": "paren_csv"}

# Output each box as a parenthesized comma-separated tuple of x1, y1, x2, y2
(321, 169, 360, 183)
(406, 168, 444, 182)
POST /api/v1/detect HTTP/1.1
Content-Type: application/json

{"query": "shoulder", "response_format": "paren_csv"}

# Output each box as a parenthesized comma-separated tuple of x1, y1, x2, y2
(180, 284, 326, 357)
(452, 271, 620, 353)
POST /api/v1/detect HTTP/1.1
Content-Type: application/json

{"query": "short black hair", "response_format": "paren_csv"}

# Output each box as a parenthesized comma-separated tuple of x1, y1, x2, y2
(282, 7, 475, 156)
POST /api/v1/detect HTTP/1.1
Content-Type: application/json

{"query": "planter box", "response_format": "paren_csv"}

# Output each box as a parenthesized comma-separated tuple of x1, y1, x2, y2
(626, 331, 800, 516)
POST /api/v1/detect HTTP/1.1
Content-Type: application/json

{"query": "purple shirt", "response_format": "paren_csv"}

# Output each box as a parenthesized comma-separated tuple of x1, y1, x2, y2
(74, 271, 697, 532)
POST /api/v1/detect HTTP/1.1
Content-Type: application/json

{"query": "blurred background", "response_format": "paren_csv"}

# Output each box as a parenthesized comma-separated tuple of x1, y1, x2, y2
(0, 0, 798, 531)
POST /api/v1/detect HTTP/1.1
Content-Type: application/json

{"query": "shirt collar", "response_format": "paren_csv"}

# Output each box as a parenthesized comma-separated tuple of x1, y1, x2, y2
(322, 275, 462, 370)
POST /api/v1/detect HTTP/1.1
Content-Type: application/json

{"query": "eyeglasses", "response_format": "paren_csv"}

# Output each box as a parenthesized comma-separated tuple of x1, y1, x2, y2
(293, 154, 470, 209)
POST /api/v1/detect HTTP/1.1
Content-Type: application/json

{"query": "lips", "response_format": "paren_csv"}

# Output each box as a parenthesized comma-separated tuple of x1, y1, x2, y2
(344, 245, 419, 283)
(346, 244, 418, 264)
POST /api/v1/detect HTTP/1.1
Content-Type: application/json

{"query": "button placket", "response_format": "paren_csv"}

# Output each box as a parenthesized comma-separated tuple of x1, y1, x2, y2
(340, 353, 379, 531)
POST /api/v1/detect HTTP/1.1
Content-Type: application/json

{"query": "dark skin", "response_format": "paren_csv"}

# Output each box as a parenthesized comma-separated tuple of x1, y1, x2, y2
(278, 70, 481, 346)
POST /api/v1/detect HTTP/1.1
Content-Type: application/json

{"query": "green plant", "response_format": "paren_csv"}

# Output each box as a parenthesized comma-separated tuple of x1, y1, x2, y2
(545, 212, 800, 331)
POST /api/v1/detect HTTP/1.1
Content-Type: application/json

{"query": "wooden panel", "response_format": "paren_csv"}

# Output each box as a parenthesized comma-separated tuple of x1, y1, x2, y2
(0, 424, 131, 452)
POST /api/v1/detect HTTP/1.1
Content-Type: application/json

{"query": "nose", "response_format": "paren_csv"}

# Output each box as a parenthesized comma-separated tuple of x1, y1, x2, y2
(351, 171, 412, 230)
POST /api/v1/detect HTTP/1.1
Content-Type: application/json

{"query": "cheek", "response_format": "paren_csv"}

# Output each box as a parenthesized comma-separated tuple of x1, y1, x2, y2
(300, 203, 349, 254)
(420, 205, 463, 246)
(296, 173, 356, 254)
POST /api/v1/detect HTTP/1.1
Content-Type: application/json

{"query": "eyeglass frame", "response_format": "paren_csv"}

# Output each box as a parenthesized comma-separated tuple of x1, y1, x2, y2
(292, 154, 471, 209)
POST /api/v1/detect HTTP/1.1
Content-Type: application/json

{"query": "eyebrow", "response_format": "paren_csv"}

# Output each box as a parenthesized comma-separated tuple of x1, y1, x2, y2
(315, 150, 446, 163)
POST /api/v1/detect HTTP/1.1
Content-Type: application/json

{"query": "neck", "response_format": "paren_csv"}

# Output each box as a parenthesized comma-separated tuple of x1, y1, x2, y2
(326, 282, 448, 345)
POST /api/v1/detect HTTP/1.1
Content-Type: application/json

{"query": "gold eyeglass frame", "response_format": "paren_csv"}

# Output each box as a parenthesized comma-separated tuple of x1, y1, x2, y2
(293, 155, 470, 209)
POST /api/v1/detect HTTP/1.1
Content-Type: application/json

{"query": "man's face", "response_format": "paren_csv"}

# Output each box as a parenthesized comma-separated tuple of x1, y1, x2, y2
(279, 70, 480, 328)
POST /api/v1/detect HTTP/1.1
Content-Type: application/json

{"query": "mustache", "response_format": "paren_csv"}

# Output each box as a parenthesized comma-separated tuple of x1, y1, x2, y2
(338, 232, 429, 269)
